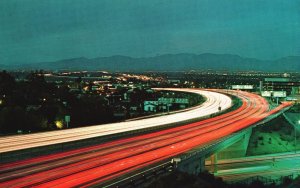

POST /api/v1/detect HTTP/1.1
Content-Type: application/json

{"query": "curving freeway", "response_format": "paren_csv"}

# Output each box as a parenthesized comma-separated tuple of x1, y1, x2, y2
(0, 88, 231, 154)
(0, 89, 292, 187)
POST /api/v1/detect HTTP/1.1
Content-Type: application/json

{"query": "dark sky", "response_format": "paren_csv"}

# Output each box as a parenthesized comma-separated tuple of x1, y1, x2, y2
(0, 0, 299, 65)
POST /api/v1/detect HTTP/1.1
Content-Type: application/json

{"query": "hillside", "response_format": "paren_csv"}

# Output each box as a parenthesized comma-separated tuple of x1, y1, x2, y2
(4, 53, 300, 72)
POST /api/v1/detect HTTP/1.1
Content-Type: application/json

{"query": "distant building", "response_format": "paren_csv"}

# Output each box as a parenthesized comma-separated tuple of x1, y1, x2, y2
(143, 97, 189, 112)
(168, 79, 180, 84)
(144, 100, 158, 112)
(144, 104, 157, 112)
(263, 78, 300, 95)
(287, 87, 300, 102)
(231, 85, 254, 90)
(291, 87, 300, 95)
(26, 105, 41, 112)
(158, 97, 189, 104)
(129, 106, 138, 111)
(168, 79, 181, 86)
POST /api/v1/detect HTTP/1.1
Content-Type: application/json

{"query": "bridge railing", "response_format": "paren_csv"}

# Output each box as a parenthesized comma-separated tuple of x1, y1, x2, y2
(99, 102, 292, 187)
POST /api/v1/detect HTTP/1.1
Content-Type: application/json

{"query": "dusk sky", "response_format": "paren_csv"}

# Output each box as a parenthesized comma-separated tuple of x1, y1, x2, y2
(0, 0, 299, 65)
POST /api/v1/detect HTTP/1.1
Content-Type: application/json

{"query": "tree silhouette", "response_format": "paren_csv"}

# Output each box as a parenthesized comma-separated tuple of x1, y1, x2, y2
(0, 70, 16, 96)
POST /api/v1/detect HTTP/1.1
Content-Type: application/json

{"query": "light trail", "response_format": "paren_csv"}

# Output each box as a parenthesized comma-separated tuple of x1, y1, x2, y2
(0, 88, 231, 154)
(0, 89, 292, 187)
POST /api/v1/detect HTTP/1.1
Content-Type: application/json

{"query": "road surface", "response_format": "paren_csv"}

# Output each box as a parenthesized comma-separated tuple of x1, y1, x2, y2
(0, 88, 231, 154)
(0, 90, 292, 187)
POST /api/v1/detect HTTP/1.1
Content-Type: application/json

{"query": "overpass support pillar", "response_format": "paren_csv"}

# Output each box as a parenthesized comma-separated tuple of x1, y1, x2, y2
(177, 152, 206, 175)
(210, 153, 218, 174)
(217, 128, 252, 160)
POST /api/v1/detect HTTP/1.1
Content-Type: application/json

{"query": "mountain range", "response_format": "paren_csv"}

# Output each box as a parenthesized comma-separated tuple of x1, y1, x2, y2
(3, 53, 300, 72)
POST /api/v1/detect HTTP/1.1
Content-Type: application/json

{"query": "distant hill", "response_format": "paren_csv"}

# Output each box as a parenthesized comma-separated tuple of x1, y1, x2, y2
(4, 53, 300, 72)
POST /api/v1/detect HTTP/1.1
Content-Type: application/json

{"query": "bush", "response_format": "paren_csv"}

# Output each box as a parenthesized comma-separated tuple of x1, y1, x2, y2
(282, 176, 293, 186)
(249, 180, 265, 188)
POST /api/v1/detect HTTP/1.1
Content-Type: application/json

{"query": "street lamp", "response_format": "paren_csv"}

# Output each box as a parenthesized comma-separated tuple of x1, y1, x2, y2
(171, 158, 181, 169)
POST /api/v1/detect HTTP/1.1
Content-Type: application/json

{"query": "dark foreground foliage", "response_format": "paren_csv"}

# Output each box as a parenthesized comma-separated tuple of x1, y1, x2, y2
(0, 70, 114, 134)
(147, 171, 298, 188)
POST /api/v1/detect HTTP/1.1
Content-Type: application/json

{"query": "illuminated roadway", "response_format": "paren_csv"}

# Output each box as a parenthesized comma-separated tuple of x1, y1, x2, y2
(0, 89, 292, 187)
(0, 88, 232, 154)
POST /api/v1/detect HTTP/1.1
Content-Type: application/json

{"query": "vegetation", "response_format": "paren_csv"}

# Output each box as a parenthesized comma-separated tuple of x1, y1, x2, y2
(247, 115, 295, 155)
(0, 70, 114, 134)
(0, 71, 204, 134)
(289, 103, 300, 113)
(147, 171, 297, 188)
(147, 171, 227, 188)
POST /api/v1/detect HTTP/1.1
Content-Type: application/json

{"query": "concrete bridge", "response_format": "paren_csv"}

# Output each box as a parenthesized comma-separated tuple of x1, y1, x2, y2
(0, 90, 293, 187)
(100, 105, 292, 188)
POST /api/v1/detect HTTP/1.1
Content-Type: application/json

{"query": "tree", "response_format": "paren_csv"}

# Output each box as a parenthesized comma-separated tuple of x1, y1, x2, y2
(70, 95, 113, 127)
(24, 71, 56, 105)
(0, 70, 16, 96)
(0, 106, 26, 133)
(39, 103, 65, 127)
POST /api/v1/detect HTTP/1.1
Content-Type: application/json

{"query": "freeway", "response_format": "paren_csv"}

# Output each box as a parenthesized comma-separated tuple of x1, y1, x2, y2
(207, 152, 300, 182)
(0, 90, 292, 187)
(0, 88, 232, 154)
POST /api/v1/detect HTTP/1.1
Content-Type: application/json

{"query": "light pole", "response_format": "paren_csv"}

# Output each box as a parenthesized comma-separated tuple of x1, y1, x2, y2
(295, 124, 297, 154)
(295, 120, 300, 153)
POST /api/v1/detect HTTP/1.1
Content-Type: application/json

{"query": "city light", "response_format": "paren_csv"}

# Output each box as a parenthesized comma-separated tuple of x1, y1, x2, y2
(55, 120, 64, 129)
(0, 0, 299, 186)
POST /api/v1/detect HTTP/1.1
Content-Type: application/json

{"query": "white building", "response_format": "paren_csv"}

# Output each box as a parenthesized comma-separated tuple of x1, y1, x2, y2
(144, 100, 158, 112)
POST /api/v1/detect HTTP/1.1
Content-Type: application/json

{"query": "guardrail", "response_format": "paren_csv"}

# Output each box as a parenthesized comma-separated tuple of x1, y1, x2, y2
(99, 129, 250, 187)
(100, 161, 174, 188)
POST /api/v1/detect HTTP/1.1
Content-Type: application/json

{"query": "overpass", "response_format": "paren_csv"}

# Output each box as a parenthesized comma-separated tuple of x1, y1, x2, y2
(101, 104, 292, 188)
(0, 89, 292, 187)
